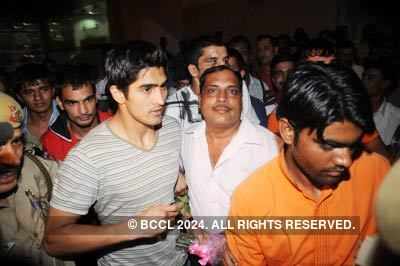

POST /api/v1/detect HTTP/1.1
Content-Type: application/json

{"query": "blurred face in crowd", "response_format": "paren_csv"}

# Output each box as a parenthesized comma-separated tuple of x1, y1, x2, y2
(189, 45, 229, 80)
(58, 84, 98, 129)
(19, 79, 54, 114)
(362, 68, 388, 97)
(0, 128, 23, 194)
(230, 42, 250, 65)
(256, 38, 276, 66)
(271, 61, 295, 99)
(200, 69, 242, 130)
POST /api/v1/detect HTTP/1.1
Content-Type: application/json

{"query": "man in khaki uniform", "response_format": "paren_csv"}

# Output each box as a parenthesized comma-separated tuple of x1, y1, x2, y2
(0, 91, 73, 266)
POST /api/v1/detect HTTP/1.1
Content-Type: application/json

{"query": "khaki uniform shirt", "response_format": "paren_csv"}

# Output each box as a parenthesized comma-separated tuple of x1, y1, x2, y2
(0, 152, 74, 266)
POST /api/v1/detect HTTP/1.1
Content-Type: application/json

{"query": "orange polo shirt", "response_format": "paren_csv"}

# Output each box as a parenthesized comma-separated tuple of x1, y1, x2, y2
(227, 151, 390, 266)
(266, 109, 379, 144)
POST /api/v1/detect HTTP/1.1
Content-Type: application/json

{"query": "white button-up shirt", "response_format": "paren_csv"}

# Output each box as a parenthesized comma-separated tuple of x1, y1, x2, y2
(181, 119, 278, 219)
(374, 100, 400, 146)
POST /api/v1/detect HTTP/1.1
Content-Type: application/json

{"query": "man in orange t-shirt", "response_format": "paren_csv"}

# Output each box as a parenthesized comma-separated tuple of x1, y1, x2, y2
(227, 63, 390, 265)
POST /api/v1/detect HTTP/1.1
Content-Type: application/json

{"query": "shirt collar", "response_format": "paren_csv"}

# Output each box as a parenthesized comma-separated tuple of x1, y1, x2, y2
(185, 119, 264, 146)
(22, 100, 59, 133)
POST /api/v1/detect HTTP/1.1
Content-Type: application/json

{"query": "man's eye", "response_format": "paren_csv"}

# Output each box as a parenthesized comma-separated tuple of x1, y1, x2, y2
(228, 88, 240, 96)
(320, 143, 334, 151)
(40, 87, 50, 92)
(206, 88, 217, 95)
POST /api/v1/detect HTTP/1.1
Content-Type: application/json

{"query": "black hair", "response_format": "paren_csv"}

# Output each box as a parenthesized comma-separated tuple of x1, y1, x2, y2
(15, 63, 54, 93)
(277, 62, 374, 141)
(227, 35, 251, 51)
(199, 65, 243, 94)
(104, 41, 166, 113)
(227, 47, 247, 72)
(57, 64, 95, 98)
(271, 53, 296, 71)
(363, 59, 394, 82)
(256, 34, 276, 45)
(303, 38, 335, 59)
(183, 36, 225, 67)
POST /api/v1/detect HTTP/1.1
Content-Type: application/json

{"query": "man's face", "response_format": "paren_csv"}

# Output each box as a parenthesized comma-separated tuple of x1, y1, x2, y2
(0, 128, 23, 194)
(58, 84, 97, 128)
(123, 67, 168, 127)
(271, 61, 295, 96)
(19, 80, 54, 113)
(193, 45, 229, 78)
(285, 120, 363, 189)
(230, 43, 250, 64)
(256, 38, 275, 65)
(200, 69, 242, 129)
(362, 68, 386, 97)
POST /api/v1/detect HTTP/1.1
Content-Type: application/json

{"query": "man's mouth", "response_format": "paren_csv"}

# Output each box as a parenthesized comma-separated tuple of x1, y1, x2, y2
(0, 171, 18, 185)
(213, 105, 231, 113)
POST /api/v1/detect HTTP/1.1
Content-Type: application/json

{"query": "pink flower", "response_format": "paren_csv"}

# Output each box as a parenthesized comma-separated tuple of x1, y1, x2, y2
(188, 234, 225, 265)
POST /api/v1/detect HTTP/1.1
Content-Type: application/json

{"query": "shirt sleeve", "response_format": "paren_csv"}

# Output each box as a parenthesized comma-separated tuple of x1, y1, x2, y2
(50, 146, 99, 215)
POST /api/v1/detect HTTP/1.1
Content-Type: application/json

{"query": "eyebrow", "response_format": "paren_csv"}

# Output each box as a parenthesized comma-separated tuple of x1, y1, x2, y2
(140, 80, 168, 88)
(317, 138, 362, 148)
(64, 94, 95, 103)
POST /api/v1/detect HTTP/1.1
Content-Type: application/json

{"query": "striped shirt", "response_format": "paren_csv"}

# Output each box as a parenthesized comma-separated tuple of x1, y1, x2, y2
(50, 116, 187, 266)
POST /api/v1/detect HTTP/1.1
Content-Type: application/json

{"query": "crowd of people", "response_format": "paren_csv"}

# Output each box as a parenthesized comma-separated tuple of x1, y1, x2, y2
(1, 27, 400, 266)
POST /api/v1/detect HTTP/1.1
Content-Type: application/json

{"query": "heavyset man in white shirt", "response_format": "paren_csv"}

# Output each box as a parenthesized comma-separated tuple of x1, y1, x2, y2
(180, 65, 278, 224)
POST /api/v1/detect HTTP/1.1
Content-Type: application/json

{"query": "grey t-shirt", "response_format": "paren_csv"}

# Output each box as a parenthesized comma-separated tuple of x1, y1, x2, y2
(51, 116, 186, 266)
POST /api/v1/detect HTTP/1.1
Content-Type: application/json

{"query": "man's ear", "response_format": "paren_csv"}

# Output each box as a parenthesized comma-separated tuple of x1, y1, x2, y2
(56, 96, 64, 111)
(279, 118, 295, 145)
(188, 64, 200, 79)
(109, 85, 126, 104)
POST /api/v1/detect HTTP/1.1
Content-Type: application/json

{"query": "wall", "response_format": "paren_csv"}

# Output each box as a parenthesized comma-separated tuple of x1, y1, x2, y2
(108, 0, 337, 52)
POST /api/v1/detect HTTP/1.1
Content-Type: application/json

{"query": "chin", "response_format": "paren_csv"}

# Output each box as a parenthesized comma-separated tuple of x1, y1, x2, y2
(0, 178, 18, 194)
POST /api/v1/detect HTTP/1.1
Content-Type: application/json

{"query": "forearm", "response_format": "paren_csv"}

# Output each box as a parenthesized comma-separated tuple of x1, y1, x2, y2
(44, 221, 134, 256)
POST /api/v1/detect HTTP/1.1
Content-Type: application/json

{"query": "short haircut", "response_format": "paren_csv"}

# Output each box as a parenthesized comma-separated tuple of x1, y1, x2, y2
(363, 59, 394, 81)
(303, 38, 335, 59)
(199, 65, 243, 94)
(277, 62, 374, 141)
(227, 47, 247, 72)
(57, 65, 95, 98)
(271, 53, 296, 70)
(256, 34, 276, 45)
(183, 36, 225, 67)
(227, 35, 251, 51)
(15, 63, 54, 93)
(105, 40, 166, 95)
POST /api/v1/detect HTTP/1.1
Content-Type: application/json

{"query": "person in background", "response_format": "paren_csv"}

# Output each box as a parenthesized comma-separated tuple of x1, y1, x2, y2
(15, 64, 59, 151)
(41, 65, 110, 161)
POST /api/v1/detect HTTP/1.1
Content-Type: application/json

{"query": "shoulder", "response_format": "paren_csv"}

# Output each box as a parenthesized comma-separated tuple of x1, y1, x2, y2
(351, 152, 391, 184)
(161, 115, 182, 134)
(243, 119, 279, 149)
(230, 157, 279, 215)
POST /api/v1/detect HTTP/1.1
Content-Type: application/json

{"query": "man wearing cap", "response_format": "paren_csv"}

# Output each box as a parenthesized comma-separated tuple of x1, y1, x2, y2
(0, 92, 73, 266)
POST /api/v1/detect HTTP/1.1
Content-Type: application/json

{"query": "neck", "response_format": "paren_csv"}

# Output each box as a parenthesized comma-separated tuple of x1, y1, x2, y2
(108, 108, 157, 150)
(68, 117, 99, 140)
(370, 95, 384, 112)
(284, 148, 321, 200)
(206, 121, 241, 141)
(28, 108, 52, 123)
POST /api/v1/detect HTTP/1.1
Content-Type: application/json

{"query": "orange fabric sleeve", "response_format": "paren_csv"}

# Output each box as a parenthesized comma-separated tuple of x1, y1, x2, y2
(267, 110, 279, 136)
